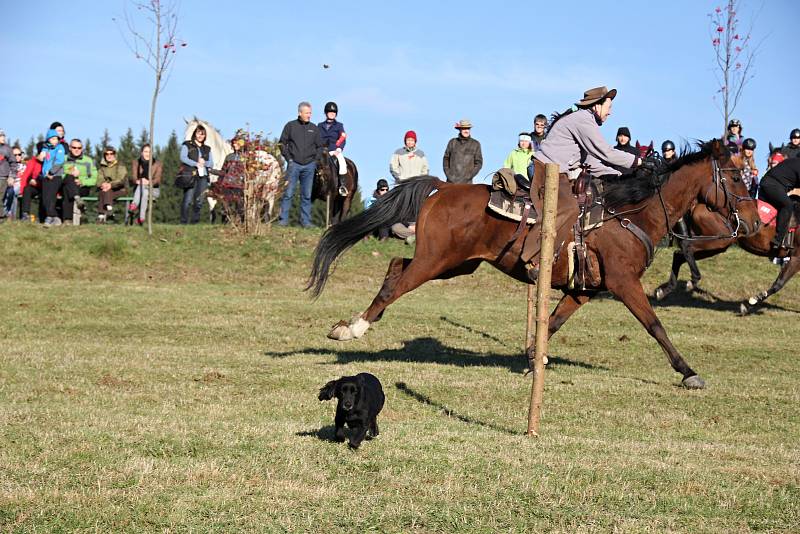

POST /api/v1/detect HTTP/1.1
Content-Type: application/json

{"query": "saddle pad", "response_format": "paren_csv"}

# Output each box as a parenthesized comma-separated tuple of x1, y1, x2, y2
(487, 190, 537, 224)
(582, 201, 606, 231)
(757, 200, 777, 227)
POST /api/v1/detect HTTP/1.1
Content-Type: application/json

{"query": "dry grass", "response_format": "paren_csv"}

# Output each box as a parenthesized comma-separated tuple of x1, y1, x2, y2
(1, 225, 798, 532)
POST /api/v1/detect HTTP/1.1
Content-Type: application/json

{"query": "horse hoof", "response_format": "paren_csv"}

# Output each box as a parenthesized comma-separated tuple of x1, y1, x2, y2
(685, 280, 695, 292)
(327, 320, 354, 341)
(739, 302, 750, 316)
(655, 287, 666, 301)
(682, 375, 706, 390)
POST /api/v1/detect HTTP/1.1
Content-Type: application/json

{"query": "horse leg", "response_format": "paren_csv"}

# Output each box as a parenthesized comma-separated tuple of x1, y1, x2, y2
(655, 249, 687, 301)
(327, 256, 480, 341)
(548, 292, 595, 339)
(607, 277, 705, 388)
(740, 255, 800, 315)
(682, 240, 704, 292)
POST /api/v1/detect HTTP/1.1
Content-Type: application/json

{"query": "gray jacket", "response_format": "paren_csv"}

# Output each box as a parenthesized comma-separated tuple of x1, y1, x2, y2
(0, 144, 13, 178)
(534, 109, 636, 177)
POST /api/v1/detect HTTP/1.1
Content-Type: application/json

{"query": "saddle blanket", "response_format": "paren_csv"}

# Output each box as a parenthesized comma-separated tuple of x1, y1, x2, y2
(757, 199, 798, 230)
(487, 190, 538, 224)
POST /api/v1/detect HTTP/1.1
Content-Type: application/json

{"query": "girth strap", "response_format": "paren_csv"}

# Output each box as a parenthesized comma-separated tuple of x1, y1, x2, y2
(508, 202, 532, 244)
(620, 218, 654, 267)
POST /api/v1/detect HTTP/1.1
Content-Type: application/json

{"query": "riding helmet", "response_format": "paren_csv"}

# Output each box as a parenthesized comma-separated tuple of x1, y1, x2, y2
(661, 140, 675, 152)
(790, 128, 800, 140)
(324, 101, 338, 114)
(728, 118, 742, 130)
(742, 138, 756, 150)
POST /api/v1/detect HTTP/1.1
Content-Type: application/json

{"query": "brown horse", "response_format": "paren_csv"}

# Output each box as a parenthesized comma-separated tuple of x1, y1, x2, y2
(308, 140, 759, 389)
(313, 154, 359, 225)
(655, 192, 798, 315)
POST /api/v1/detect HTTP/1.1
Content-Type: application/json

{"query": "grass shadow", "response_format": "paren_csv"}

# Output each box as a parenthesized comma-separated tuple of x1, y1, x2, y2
(651, 282, 799, 315)
(395, 381, 518, 435)
(438, 315, 515, 350)
(264, 336, 609, 374)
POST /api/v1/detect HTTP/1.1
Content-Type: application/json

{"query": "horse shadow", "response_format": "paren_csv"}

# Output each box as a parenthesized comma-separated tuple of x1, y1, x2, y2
(263, 336, 608, 374)
(650, 283, 799, 315)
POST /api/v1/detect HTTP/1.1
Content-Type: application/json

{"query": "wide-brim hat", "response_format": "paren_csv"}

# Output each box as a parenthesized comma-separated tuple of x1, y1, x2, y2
(576, 86, 617, 107)
(454, 119, 473, 129)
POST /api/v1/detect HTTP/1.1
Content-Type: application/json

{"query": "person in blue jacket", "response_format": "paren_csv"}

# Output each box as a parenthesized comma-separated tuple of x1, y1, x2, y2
(38, 128, 66, 226)
(318, 101, 349, 196)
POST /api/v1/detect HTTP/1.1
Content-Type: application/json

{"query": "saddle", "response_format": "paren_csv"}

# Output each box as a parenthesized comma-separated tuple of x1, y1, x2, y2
(487, 168, 538, 225)
(567, 171, 608, 289)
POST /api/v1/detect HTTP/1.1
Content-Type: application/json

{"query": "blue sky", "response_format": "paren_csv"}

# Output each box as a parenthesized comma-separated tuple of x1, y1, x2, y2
(2, 1, 798, 196)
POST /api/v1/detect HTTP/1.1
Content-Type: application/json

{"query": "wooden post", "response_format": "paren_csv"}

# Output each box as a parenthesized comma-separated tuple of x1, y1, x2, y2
(527, 162, 560, 436)
(525, 284, 535, 353)
(325, 192, 331, 228)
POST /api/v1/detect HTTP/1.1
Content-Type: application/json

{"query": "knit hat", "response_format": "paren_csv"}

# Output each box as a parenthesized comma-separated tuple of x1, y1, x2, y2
(616, 127, 631, 138)
(376, 178, 389, 190)
(404, 130, 417, 142)
(46, 128, 60, 141)
(519, 133, 532, 142)
(0, 129, 5, 139)
(49, 121, 63, 130)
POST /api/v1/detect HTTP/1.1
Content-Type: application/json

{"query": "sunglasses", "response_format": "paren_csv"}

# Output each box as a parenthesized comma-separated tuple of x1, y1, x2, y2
(70, 146, 82, 150)
(105, 152, 116, 156)
(13, 153, 22, 157)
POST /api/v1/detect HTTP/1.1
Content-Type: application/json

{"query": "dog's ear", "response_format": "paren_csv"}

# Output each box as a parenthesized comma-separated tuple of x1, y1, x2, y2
(318, 379, 338, 401)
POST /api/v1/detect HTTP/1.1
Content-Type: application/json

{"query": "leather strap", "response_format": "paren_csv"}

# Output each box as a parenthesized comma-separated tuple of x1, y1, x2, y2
(620, 218, 654, 267)
(509, 202, 531, 243)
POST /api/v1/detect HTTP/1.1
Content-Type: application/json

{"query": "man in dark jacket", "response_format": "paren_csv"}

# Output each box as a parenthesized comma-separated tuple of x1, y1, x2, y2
(531, 114, 548, 153)
(278, 101, 323, 227)
(443, 119, 483, 184)
(614, 127, 638, 156)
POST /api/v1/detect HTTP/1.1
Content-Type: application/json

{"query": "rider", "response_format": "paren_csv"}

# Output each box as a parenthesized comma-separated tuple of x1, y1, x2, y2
(662, 140, 677, 163)
(614, 127, 638, 156)
(758, 155, 800, 256)
(725, 119, 743, 154)
(534, 86, 642, 181)
(318, 101, 348, 196)
(740, 138, 759, 197)
(781, 128, 800, 159)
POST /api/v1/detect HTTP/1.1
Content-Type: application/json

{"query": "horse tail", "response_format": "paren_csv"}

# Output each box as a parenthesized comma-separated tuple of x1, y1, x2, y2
(307, 175, 442, 298)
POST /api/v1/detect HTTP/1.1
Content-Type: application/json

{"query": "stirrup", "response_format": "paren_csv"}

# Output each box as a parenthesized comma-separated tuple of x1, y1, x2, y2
(525, 262, 539, 282)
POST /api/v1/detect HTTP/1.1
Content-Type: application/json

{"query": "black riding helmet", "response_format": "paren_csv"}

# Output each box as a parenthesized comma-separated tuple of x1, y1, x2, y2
(661, 140, 675, 153)
(742, 138, 756, 150)
(790, 128, 800, 140)
(324, 101, 338, 114)
(728, 118, 742, 131)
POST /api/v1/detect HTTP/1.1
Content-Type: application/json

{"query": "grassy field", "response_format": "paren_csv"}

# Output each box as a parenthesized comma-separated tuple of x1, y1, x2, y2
(1, 224, 798, 532)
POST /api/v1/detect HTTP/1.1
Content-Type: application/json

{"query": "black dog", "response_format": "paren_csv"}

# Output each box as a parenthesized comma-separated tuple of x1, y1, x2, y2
(318, 373, 385, 449)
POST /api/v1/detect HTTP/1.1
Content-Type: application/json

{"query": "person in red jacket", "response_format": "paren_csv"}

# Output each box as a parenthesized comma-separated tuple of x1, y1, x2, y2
(19, 155, 43, 221)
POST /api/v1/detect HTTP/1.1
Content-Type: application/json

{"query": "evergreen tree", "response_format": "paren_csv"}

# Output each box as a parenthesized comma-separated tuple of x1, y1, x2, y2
(84, 139, 93, 162)
(118, 128, 137, 170)
(95, 129, 112, 162)
(136, 127, 149, 151)
(153, 130, 183, 223)
(12, 138, 21, 150)
(25, 136, 35, 157)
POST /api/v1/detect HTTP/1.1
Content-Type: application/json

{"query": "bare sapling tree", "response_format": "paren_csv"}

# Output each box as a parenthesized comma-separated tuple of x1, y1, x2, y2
(115, 0, 185, 235)
(708, 0, 762, 137)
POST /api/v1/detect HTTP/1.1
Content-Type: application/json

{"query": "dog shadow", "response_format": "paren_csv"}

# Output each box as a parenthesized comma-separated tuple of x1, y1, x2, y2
(296, 425, 339, 442)
(264, 336, 608, 374)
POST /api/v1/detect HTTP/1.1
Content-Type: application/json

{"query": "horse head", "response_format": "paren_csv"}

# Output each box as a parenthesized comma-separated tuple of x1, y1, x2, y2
(634, 140, 654, 159)
(702, 138, 760, 236)
(184, 117, 233, 172)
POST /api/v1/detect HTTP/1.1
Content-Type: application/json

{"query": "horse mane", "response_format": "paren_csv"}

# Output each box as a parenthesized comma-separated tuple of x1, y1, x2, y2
(546, 106, 577, 136)
(603, 140, 721, 211)
(184, 116, 233, 171)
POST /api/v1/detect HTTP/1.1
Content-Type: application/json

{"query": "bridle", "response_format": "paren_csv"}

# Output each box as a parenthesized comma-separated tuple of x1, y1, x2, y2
(663, 156, 754, 242)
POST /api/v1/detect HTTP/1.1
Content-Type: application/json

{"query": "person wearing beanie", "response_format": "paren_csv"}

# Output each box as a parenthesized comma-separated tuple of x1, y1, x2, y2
(38, 129, 67, 226)
(503, 132, 534, 176)
(614, 126, 638, 157)
(443, 119, 483, 184)
(365, 178, 392, 240)
(49, 121, 69, 150)
(390, 130, 429, 183)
